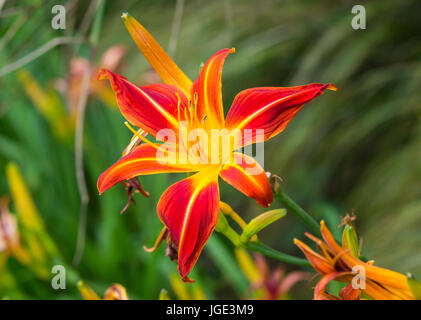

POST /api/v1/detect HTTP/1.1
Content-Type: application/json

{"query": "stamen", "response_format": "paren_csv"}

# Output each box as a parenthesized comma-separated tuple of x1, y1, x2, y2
(143, 227, 168, 252)
(201, 115, 207, 128)
(188, 100, 193, 124)
(184, 107, 189, 128)
(193, 92, 198, 124)
(175, 92, 181, 121)
(318, 242, 334, 262)
(124, 121, 160, 151)
(331, 248, 351, 268)
(193, 92, 198, 107)
(122, 128, 145, 156)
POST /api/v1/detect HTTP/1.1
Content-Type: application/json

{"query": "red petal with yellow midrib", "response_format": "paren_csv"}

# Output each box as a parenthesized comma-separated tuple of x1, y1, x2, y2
(98, 69, 188, 138)
(191, 48, 234, 130)
(225, 83, 336, 148)
(157, 170, 220, 281)
(219, 153, 273, 207)
(97, 144, 195, 194)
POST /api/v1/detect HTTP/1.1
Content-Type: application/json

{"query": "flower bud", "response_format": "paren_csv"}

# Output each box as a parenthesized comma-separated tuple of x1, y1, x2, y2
(240, 209, 286, 244)
(342, 224, 359, 258)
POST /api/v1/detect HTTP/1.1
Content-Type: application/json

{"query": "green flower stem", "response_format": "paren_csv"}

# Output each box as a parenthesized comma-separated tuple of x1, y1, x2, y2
(215, 211, 311, 268)
(215, 211, 241, 246)
(246, 241, 311, 268)
(274, 189, 320, 236)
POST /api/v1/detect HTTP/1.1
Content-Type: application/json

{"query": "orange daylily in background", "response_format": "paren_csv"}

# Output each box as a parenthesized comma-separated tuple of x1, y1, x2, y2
(97, 13, 336, 281)
(294, 220, 415, 300)
(2, 163, 59, 279)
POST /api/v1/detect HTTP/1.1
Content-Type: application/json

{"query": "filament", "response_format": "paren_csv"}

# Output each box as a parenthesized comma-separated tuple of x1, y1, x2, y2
(124, 121, 160, 151)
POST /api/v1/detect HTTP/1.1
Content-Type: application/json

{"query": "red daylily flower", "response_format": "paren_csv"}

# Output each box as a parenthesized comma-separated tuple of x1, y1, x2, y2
(97, 13, 336, 281)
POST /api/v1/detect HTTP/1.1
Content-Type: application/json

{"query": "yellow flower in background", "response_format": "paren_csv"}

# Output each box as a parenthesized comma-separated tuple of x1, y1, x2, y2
(77, 281, 129, 300)
(17, 70, 74, 142)
(170, 273, 206, 300)
(4, 162, 59, 279)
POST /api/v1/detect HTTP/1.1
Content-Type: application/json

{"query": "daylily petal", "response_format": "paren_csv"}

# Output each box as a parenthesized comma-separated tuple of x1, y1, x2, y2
(97, 144, 196, 194)
(219, 152, 272, 207)
(339, 283, 362, 300)
(294, 238, 335, 275)
(225, 83, 337, 148)
(157, 169, 220, 280)
(122, 13, 192, 97)
(98, 69, 188, 138)
(191, 48, 234, 130)
(313, 272, 353, 300)
(319, 220, 343, 254)
(347, 257, 411, 293)
(363, 280, 410, 300)
(319, 221, 412, 293)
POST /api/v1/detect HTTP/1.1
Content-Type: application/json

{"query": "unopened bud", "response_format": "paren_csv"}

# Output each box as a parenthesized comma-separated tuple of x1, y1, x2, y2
(240, 209, 286, 244)
(342, 224, 360, 258)
(77, 280, 101, 300)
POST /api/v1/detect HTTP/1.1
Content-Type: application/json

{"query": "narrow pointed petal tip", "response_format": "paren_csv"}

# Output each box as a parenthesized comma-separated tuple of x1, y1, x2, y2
(327, 83, 338, 91)
(97, 68, 109, 81)
(226, 82, 338, 148)
(121, 12, 129, 21)
(182, 276, 195, 283)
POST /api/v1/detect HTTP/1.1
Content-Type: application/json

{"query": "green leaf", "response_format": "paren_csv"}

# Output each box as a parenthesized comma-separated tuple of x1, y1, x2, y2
(205, 235, 248, 295)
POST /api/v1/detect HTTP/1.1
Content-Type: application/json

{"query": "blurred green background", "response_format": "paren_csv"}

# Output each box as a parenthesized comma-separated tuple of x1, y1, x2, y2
(0, 0, 420, 299)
